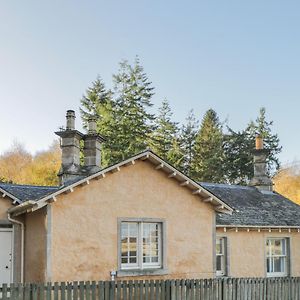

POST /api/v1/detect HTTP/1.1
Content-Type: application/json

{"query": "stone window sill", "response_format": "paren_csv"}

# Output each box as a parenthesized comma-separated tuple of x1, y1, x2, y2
(117, 268, 168, 277)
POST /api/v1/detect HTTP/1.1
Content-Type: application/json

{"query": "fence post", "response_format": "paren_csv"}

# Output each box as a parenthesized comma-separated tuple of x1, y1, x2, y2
(2, 276, 300, 300)
(1, 283, 8, 300)
(170, 280, 175, 300)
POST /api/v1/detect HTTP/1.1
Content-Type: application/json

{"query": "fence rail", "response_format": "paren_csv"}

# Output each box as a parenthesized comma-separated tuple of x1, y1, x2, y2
(1, 277, 300, 300)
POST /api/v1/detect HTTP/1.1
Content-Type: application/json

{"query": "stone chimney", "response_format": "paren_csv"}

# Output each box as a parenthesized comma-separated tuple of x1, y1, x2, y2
(55, 110, 83, 184)
(249, 135, 273, 191)
(82, 117, 105, 174)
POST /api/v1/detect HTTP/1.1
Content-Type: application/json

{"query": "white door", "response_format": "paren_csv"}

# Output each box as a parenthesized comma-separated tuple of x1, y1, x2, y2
(0, 229, 12, 283)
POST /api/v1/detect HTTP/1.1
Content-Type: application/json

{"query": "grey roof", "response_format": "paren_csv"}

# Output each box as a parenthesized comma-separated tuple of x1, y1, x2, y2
(0, 183, 60, 202)
(1, 153, 300, 228)
(201, 182, 300, 227)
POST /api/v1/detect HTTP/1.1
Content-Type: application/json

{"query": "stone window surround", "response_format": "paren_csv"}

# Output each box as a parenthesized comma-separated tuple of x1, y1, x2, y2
(117, 218, 168, 277)
(216, 236, 227, 277)
(266, 237, 290, 277)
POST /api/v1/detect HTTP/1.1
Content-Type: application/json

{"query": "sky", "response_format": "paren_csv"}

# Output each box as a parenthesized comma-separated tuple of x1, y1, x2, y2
(0, 1, 300, 165)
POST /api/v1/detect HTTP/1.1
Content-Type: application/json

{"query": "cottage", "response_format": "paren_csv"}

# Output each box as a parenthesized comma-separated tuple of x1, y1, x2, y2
(1, 110, 300, 284)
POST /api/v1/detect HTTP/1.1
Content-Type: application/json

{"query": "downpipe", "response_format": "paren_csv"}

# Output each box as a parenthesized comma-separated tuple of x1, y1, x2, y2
(7, 213, 24, 284)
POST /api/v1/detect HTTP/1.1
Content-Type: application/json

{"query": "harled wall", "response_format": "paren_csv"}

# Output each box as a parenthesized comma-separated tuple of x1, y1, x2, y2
(24, 208, 47, 282)
(49, 160, 216, 281)
(217, 228, 300, 277)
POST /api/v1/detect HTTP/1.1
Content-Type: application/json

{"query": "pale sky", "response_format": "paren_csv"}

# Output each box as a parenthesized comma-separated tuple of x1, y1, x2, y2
(1, 1, 300, 165)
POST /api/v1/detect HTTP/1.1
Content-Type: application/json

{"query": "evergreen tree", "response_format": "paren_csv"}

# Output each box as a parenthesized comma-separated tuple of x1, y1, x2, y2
(223, 128, 253, 184)
(167, 137, 184, 170)
(149, 99, 178, 158)
(223, 107, 282, 184)
(253, 107, 281, 173)
(190, 109, 224, 182)
(180, 110, 199, 176)
(111, 57, 155, 162)
(80, 76, 114, 166)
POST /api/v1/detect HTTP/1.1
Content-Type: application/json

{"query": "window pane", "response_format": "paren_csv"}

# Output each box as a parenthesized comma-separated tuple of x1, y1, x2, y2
(266, 257, 271, 273)
(274, 257, 284, 273)
(216, 238, 223, 255)
(216, 256, 222, 272)
(266, 238, 287, 275)
(130, 257, 137, 263)
(143, 257, 151, 263)
(121, 222, 138, 267)
(266, 239, 270, 256)
(151, 257, 158, 263)
(142, 223, 161, 266)
(272, 239, 283, 256)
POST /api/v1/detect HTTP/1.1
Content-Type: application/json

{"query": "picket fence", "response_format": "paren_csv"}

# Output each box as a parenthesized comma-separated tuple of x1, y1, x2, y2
(1, 277, 300, 300)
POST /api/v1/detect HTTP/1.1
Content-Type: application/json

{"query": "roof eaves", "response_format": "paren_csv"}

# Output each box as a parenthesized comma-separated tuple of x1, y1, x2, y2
(13, 150, 233, 214)
(216, 224, 300, 229)
(0, 186, 22, 204)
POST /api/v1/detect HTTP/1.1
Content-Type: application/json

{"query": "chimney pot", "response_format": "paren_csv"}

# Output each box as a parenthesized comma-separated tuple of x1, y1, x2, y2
(66, 110, 76, 130)
(255, 135, 263, 150)
(88, 117, 97, 134)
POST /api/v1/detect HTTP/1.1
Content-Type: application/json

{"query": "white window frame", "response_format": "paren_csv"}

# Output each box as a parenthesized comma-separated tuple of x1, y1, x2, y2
(266, 238, 287, 277)
(120, 220, 162, 271)
(216, 237, 226, 277)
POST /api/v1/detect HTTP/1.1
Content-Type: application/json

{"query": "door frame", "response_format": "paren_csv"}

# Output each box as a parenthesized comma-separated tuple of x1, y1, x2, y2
(0, 227, 14, 283)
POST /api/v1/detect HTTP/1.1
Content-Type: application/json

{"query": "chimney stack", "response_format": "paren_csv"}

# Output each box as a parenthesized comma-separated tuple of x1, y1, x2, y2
(55, 110, 83, 184)
(249, 136, 273, 191)
(83, 117, 105, 174)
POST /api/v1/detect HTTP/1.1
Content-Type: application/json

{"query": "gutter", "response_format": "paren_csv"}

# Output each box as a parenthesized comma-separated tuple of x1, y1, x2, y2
(7, 213, 24, 283)
(216, 225, 300, 229)
(7, 200, 36, 216)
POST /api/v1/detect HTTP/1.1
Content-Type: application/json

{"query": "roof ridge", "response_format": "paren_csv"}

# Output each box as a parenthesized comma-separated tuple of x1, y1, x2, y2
(200, 182, 254, 190)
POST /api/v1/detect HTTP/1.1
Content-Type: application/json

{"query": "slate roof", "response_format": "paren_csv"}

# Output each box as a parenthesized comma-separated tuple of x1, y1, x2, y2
(2, 161, 300, 228)
(201, 182, 300, 227)
(0, 183, 60, 202)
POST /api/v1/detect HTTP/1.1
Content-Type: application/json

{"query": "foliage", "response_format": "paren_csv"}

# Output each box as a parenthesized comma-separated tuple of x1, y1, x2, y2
(274, 164, 300, 205)
(180, 110, 199, 176)
(80, 76, 114, 167)
(111, 57, 155, 162)
(190, 109, 225, 182)
(167, 137, 184, 170)
(80, 58, 155, 166)
(78, 60, 282, 185)
(0, 140, 61, 186)
(223, 107, 282, 184)
(149, 99, 179, 158)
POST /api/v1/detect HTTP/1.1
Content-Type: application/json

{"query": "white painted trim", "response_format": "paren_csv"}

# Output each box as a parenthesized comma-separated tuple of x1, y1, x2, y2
(217, 225, 300, 230)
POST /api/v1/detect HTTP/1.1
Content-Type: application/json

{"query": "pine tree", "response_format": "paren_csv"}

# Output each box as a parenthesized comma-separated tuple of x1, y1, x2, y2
(149, 99, 178, 158)
(180, 110, 199, 176)
(80, 76, 114, 166)
(190, 109, 224, 182)
(223, 128, 253, 184)
(167, 137, 184, 170)
(253, 107, 281, 173)
(111, 57, 155, 162)
(223, 107, 282, 184)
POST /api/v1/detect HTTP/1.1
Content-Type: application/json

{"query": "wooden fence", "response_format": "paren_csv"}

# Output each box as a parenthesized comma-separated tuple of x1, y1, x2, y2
(1, 277, 300, 300)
